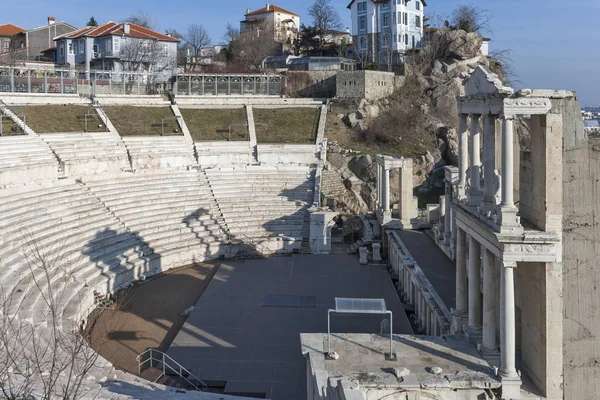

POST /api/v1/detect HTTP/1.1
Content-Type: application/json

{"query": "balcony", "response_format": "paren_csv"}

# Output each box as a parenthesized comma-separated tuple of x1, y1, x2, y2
(93, 51, 119, 59)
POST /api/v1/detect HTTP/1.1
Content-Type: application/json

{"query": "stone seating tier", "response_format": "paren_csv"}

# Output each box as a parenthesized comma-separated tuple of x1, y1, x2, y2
(0, 136, 59, 187)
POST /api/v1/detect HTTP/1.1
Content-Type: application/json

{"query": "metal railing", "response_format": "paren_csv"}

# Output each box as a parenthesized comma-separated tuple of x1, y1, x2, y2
(136, 348, 207, 391)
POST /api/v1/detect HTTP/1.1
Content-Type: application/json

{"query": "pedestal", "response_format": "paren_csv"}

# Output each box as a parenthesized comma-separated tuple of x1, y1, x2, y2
(359, 247, 368, 265)
(451, 309, 469, 335)
(372, 243, 382, 262)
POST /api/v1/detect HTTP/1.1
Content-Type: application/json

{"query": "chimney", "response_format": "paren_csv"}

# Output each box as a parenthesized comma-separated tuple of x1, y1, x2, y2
(124, 24, 131, 34)
(346, 27, 350, 33)
(246, 7, 251, 14)
(48, 16, 56, 25)
(265, 3, 270, 11)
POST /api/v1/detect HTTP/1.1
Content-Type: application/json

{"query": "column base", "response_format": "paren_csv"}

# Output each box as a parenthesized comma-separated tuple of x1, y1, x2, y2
(481, 346, 501, 368)
(498, 206, 523, 234)
(450, 310, 468, 334)
(377, 209, 393, 225)
(467, 191, 483, 207)
(465, 325, 483, 345)
(500, 374, 522, 400)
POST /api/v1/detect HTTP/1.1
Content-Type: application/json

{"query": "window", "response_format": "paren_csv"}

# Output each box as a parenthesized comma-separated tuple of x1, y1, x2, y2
(383, 13, 390, 27)
(382, 1, 389, 9)
(359, 16, 366, 31)
(403, 12, 408, 25)
(114, 38, 120, 53)
(163, 43, 169, 55)
(383, 34, 389, 47)
(93, 44, 98, 56)
(416, 1, 420, 10)
(415, 16, 421, 28)
(68, 42, 73, 55)
(360, 36, 367, 49)
(393, 12, 396, 24)
(79, 40, 84, 54)
(393, 34, 397, 43)
(404, 34, 408, 44)
(357, 1, 367, 12)
(60, 45, 64, 56)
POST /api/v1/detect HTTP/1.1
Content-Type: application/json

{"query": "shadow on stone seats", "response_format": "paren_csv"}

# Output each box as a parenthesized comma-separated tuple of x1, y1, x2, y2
(82, 228, 160, 296)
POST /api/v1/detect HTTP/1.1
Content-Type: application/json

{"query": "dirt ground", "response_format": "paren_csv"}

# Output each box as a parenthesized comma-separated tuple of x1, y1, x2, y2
(88, 262, 220, 374)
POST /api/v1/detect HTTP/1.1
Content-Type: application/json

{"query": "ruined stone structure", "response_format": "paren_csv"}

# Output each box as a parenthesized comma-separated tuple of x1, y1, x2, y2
(375, 155, 420, 228)
(424, 66, 588, 400)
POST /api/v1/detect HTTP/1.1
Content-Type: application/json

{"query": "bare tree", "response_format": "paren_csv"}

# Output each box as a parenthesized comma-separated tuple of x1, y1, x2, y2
(123, 11, 156, 30)
(222, 23, 240, 44)
(118, 38, 176, 93)
(0, 232, 123, 399)
(308, 0, 343, 53)
(183, 24, 212, 72)
(229, 21, 278, 70)
(165, 28, 187, 67)
(451, 5, 491, 34)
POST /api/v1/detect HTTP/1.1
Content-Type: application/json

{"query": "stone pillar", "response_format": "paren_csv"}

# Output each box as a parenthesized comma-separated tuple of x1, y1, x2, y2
(498, 116, 521, 232)
(376, 162, 381, 209)
(399, 159, 416, 223)
(501, 117, 514, 207)
(308, 209, 338, 254)
(482, 247, 499, 363)
(444, 186, 451, 246)
(483, 114, 496, 212)
(452, 227, 468, 334)
(439, 195, 446, 240)
(467, 235, 482, 340)
(500, 260, 521, 397)
(383, 167, 390, 212)
(469, 115, 482, 205)
(457, 114, 469, 199)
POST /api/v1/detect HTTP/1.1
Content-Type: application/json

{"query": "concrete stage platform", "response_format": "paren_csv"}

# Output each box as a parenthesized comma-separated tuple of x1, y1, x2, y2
(167, 254, 412, 400)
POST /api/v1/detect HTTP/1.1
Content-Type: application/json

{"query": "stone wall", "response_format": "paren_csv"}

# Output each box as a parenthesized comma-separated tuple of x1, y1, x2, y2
(336, 70, 397, 100)
(562, 94, 600, 400)
(257, 144, 318, 165)
(284, 71, 337, 98)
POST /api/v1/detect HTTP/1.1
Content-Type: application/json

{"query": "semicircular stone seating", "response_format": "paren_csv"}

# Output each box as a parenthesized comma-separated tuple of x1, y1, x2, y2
(0, 128, 316, 398)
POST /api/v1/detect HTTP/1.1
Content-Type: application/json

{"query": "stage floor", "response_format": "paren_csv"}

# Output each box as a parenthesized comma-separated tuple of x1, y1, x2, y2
(167, 254, 412, 399)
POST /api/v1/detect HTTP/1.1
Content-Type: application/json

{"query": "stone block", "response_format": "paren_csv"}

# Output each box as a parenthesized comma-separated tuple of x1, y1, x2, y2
(372, 243, 382, 262)
(359, 247, 368, 265)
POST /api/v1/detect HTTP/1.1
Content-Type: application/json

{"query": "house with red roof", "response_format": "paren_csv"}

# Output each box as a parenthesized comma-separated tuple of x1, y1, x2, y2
(0, 24, 26, 55)
(53, 21, 179, 77)
(240, 3, 300, 47)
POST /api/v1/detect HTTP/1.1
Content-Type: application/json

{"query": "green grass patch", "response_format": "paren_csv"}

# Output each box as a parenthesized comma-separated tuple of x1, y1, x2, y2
(105, 106, 180, 136)
(180, 108, 248, 142)
(253, 107, 319, 144)
(23, 105, 108, 133)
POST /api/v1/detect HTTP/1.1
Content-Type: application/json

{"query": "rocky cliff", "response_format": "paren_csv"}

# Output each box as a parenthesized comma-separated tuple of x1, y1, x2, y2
(323, 28, 520, 215)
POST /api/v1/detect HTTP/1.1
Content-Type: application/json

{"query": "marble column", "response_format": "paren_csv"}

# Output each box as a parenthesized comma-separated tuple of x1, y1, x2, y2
(482, 248, 498, 357)
(439, 195, 446, 240)
(376, 163, 381, 208)
(457, 114, 469, 198)
(501, 117, 515, 208)
(469, 115, 482, 206)
(483, 114, 496, 212)
(500, 260, 521, 396)
(467, 235, 482, 338)
(383, 167, 391, 212)
(444, 185, 451, 246)
(452, 227, 468, 334)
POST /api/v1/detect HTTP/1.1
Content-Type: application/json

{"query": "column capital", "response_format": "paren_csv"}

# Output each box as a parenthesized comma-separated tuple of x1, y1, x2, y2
(501, 260, 517, 269)
(500, 114, 515, 121)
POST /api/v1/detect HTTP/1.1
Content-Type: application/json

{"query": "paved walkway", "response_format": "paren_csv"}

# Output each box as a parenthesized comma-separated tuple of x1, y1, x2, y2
(395, 230, 456, 310)
(168, 254, 412, 400)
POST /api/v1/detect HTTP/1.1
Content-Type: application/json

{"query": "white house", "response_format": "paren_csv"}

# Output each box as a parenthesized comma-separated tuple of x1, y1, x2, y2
(240, 4, 300, 46)
(347, 0, 426, 65)
(53, 21, 179, 78)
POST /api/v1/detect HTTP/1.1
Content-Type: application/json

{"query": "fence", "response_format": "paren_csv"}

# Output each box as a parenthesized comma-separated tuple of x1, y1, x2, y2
(173, 74, 284, 96)
(0, 68, 171, 95)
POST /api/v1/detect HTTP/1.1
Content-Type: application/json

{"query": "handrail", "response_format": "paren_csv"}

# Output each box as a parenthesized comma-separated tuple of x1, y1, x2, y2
(136, 348, 207, 391)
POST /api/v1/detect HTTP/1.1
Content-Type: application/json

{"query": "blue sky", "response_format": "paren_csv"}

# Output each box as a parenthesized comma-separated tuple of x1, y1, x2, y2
(5, 0, 600, 105)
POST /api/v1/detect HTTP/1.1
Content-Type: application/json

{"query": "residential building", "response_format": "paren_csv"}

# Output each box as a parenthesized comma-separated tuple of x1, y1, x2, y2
(0, 24, 26, 57)
(240, 3, 300, 47)
(348, 0, 426, 65)
(27, 17, 77, 61)
(53, 21, 179, 77)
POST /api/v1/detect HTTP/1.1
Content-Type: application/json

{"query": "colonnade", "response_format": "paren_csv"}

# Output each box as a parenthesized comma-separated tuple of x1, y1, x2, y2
(387, 231, 451, 336)
(454, 226, 521, 392)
